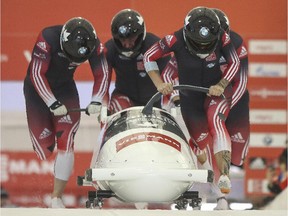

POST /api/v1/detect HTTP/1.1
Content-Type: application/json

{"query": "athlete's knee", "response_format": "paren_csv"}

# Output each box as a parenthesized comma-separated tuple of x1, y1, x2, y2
(33, 142, 55, 160)
(54, 151, 74, 181)
(56, 134, 75, 152)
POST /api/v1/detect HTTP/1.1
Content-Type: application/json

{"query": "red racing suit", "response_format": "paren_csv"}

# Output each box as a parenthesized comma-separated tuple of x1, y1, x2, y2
(161, 30, 250, 166)
(144, 28, 240, 155)
(23, 25, 108, 160)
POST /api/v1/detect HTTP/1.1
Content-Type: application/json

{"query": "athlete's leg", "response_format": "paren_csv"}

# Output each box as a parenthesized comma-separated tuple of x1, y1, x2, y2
(51, 82, 80, 207)
(226, 91, 250, 166)
(109, 90, 134, 114)
(181, 105, 212, 167)
(205, 86, 233, 194)
(24, 82, 56, 160)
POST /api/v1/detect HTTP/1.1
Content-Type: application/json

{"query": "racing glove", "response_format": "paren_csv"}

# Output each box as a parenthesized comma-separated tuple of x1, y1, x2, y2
(86, 101, 102, 116)
(49, 101, 68, 116)
(208, 78, 229, 97)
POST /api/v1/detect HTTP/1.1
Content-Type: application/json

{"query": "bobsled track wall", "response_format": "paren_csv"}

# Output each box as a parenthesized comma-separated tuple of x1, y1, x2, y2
(1, 209, 287, 216)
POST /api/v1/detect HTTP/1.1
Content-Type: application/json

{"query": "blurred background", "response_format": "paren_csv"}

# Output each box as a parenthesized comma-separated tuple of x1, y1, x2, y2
(1, 0, 287, 210)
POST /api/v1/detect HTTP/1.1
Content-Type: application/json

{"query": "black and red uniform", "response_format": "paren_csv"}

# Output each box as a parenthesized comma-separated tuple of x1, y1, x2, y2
(144, 28, 240, 154)
(162, 30, 250, 166)
(104, 33, 172, 113)
(221, 30, 250, 166)
(23, 25, 108, 160)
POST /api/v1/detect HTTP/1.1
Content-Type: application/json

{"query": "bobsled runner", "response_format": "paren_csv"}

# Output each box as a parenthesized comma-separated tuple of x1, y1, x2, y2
(77, 85, 214, 210)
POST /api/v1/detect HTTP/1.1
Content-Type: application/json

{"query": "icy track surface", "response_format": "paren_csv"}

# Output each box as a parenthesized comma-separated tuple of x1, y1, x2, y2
(1, 209, 287, 216)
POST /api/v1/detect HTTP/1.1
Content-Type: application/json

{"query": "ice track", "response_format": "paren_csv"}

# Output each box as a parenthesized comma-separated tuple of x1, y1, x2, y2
(1, 209, 287, 216)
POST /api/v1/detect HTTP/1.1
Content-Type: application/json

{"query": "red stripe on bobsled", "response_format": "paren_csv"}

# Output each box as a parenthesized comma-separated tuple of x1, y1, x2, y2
(116, 132, 181, 152)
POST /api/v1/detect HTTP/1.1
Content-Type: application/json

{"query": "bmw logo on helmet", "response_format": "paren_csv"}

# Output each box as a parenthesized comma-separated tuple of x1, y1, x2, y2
(119, 25, 128, 36)
(199, 27, 210, 38)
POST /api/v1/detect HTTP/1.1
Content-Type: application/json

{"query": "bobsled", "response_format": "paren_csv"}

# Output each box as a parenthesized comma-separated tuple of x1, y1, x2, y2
(77, 85, 214, 209)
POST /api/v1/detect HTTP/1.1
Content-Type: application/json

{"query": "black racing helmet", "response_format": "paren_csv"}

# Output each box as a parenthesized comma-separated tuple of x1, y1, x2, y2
(183, 7, 221, 58)
(211, 8, 230, 34)
(111, 9, 146, 58)
(60, 17, 97, 63)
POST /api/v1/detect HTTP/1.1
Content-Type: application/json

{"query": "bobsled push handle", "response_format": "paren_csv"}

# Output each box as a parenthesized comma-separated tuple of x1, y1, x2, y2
(68, 108, 87, 113)
(142, 85, 209, 115)
(67, 106, 108, 123)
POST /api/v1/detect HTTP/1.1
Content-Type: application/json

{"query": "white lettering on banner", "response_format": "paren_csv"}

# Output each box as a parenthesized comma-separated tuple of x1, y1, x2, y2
(249, 63, 286, 77)
(250, 109, 286, 124)
(1, 154, 54, 182)
(250, 88, 286, 99)
(249, 133, 287, 147)
(248, 39, 287, 54)
(9, 159, 54, 175)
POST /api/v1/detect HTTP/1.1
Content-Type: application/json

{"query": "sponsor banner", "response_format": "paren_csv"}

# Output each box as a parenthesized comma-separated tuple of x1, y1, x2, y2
(249, 86, 287, 101)
(249, 63, 287, 77)
(247, 179, 270, 194)
(249, 133, 287, 147)
(250, 109, 286, 124)
(248, 39, 287, 55)
(0, 151, 92, 207)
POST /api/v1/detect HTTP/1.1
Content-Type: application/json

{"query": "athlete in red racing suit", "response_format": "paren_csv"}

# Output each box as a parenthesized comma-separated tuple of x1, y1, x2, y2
(23, 17, 108, 208)
(144, 7, 240, 195)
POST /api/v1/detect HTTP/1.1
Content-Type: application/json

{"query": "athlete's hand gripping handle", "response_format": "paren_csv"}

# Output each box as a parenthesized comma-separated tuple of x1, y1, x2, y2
(49, 101, 68, 116)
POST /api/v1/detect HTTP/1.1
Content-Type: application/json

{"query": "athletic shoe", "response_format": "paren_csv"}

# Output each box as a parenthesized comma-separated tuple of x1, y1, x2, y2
(51, 197, 65, 208)
(217, 175, 231, 194)
(214, 197, 229, 210)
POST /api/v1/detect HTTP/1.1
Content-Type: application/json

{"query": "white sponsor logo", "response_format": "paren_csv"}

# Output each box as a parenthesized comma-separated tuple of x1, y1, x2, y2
(165, 35, 173, 46)
(223, 33, 230, 45)
(219, 56, 226, 64)
(249, 133, 287, 147)
(249, 39, 287, 55)
(207, 63, 215, 68)
(196, 133, 208, 142)
(209, 100, 217, 106)
(250, 109, 286, 124)
(33, 52, 46, 59)
(249, 63, 286, 77)
(39, 128, 52, 139)
(250, 88, 286, 99)
(59, 115, 73, 124)
(36, 41, 47, 52)
(231, 132, 245, 143)
(239, 46, 248, 58)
